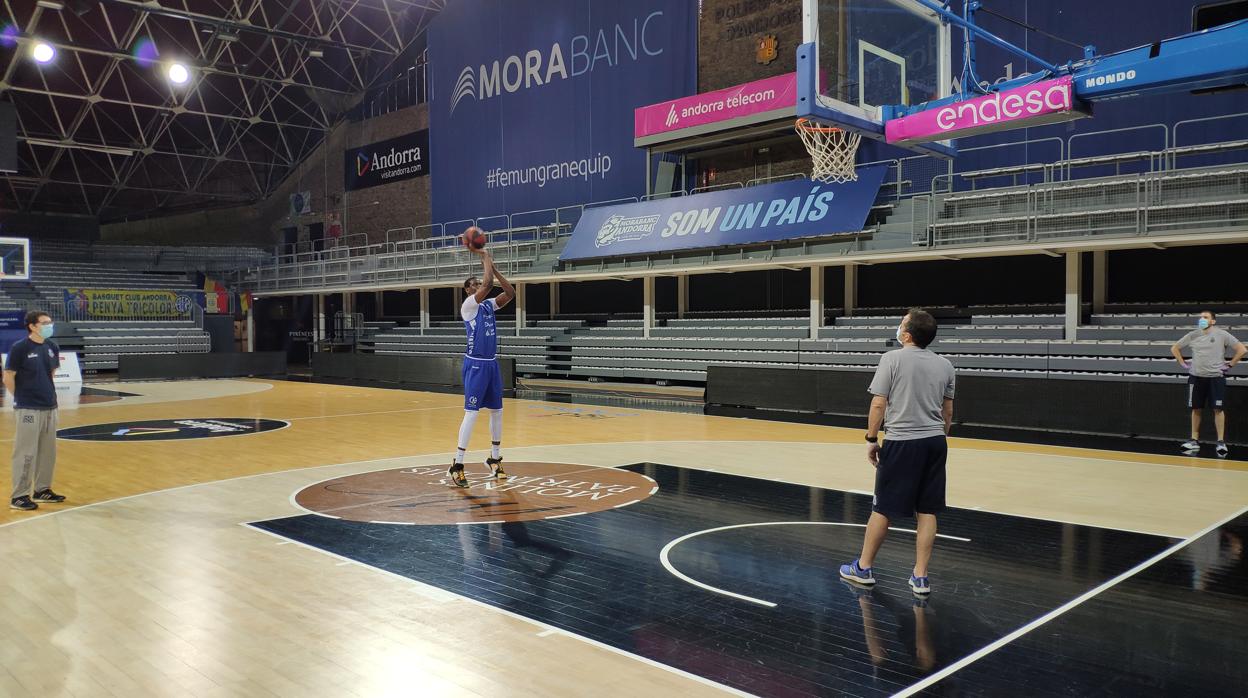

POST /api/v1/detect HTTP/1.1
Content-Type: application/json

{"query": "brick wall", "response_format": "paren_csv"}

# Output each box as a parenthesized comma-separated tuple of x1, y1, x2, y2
(699, 0, 803, 92)
(695, 0, 809, 187)
(101, 104, 433, 247)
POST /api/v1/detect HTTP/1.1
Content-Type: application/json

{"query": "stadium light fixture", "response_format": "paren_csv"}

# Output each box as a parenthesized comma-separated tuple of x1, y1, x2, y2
(31, 41, 55, 64)
(167, 62, 190, 85)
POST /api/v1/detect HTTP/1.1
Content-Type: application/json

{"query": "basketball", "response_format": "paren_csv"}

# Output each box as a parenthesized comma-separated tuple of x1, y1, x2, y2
(462, 226, 487, 250)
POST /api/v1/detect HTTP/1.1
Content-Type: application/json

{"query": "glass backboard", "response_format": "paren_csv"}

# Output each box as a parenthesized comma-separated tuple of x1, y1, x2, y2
(0, 237, 30, 280)
(800, 0, 953, 156)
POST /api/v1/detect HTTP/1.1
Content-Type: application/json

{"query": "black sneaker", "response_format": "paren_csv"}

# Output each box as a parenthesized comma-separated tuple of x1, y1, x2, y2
(447, 462, 469, 488)
(32, 489, 66, 503)
(486, 456, 508, 480)
(10, 496, 37, 511)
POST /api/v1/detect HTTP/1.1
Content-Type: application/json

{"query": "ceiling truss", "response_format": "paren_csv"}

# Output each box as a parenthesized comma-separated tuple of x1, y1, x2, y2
(0, 0, 443, 221)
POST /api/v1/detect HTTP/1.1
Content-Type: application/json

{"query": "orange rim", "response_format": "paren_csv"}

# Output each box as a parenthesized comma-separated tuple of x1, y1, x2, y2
(795, 118, 844, 133)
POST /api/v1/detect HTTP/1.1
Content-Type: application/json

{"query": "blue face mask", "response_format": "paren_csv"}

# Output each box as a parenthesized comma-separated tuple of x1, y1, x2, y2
(38, 323, 54, 339)
(1198, 318, 1210, 330)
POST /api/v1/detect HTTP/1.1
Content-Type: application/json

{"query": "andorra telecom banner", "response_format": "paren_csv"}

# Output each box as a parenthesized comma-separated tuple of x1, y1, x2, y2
(428, 0, 697, 223)
(560, 166, 888, 260)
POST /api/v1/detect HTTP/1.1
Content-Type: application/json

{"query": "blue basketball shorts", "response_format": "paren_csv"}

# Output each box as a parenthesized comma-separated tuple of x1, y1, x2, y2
(462, 356, 503, 411)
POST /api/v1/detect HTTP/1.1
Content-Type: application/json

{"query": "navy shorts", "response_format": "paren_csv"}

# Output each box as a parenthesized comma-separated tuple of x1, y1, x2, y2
(1188, 376, 1227, 410)
(462, 356, 503, 411)
(873, 435, 947, 519)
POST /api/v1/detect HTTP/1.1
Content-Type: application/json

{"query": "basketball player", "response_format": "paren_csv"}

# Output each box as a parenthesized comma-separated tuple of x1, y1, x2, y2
(448, 247, 515, 487)
(840, 309, 954, 595)
(1172, 310, 1244, 457)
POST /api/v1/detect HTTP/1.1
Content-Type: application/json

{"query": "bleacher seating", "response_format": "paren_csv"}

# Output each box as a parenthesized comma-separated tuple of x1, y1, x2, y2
(11, 242, 224, 373)
(927, 165, 1248, 246)
(364, 309, 1248, 386)
(74, 320, 211, 372)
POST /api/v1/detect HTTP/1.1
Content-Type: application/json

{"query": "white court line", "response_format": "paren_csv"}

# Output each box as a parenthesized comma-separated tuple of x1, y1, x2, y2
(893, 503, 1248, 698)
(660, 521, 972, 608)
(243, 523, 755, 697)
(286, 405, 462, 421)
(2, 453, 428, 530)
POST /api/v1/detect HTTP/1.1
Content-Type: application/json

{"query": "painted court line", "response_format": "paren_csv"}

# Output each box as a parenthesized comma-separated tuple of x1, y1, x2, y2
(243, 523, 755, 698)
(660, 521, 972, 608)
(894, 503, 1248, 697)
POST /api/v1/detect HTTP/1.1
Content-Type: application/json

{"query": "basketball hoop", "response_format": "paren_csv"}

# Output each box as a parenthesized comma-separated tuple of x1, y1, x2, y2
(795, 118, 862, 184)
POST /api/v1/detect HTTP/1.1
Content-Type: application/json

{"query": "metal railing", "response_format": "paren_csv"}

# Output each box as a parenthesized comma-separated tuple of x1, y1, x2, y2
(923, 165, 1248, 247)
(230, 122, 1248, 293)
(237, 223, 570, 293)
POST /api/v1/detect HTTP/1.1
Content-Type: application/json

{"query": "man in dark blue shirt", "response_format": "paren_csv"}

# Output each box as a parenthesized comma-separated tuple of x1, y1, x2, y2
(5, 310, 65, 511)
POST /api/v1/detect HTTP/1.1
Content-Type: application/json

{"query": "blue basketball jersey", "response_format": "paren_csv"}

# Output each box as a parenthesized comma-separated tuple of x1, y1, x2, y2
(462, 296, 498, 360)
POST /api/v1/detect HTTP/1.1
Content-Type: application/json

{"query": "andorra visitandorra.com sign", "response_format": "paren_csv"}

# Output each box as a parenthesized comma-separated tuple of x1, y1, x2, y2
(344, 130, 430, 191)
(558, 165, 887, 260)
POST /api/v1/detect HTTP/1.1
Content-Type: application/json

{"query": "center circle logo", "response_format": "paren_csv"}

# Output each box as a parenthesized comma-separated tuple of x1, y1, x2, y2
(58, 418, 289, 442)
(294, 462, 658, 525)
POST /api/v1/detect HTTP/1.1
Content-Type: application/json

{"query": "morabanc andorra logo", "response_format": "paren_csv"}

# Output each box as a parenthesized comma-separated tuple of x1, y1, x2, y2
(293, 462, 659, 525)
(58, 418, 289, 442)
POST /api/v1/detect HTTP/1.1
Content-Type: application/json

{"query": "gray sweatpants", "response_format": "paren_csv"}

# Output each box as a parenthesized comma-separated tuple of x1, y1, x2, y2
(11, 408, 57, 501)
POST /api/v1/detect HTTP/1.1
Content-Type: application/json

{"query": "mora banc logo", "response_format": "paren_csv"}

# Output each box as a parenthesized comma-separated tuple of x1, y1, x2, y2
(58, 418, 290, 442)
(294, 462, 658, 525)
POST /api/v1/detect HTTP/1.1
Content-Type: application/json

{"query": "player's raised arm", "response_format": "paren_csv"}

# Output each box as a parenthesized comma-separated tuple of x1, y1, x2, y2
(491, 256, 515, 309)
(474, 253, 494, 303)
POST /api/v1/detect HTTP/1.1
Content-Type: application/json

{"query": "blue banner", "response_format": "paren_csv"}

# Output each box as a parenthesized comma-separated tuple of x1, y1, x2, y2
(428, 0, 697, 223)
(559, 167, 888, 260)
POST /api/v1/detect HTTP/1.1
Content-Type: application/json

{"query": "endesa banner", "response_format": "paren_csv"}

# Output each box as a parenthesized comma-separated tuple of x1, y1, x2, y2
(635, 73, 797, 139)
(559, 167, 887, 261)
(428, 0, 696, 222)
(344, 130, 430, 191)
(886, 76, 1088, 146)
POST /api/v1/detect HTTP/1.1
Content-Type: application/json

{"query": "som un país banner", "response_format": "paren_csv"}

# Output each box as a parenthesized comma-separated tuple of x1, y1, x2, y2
(63, 288, 205, 319)
(558, 166, 888, 261)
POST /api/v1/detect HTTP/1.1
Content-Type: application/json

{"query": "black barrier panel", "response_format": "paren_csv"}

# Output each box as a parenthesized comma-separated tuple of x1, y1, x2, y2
(118, 352, 287, 380)
(814, 369, 875, 415)
(706, 367, 1247, 444)
(706, 366, 817, 412)
(958, 376, 1133, 435)
(1127, 380, 1248, 441)
(310, 353, 515, 390)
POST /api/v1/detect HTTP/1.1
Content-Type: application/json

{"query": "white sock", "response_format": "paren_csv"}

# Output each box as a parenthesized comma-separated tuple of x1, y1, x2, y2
(489, 410, 502, 459)
(456, 410, 479, 464)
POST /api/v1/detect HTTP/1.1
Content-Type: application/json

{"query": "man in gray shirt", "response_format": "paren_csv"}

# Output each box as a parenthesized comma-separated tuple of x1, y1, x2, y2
(841, 309, 955, 596)
(1171, 310, 1245, 458)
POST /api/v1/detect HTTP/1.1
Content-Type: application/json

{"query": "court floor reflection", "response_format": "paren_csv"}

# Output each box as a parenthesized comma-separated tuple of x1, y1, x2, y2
(252, 463, 1243, 697)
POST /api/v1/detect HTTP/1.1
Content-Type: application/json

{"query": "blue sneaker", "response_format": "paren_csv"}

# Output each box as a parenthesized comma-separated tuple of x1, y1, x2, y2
(839, 560, 875, 585)
(909, 575, 931, 595)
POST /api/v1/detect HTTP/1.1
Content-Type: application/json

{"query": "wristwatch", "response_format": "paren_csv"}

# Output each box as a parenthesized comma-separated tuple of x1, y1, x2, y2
(865, 434, 879, 443)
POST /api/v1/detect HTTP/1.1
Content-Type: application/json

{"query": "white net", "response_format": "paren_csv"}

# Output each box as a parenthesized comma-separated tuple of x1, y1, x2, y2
(795, 118, 862, 183)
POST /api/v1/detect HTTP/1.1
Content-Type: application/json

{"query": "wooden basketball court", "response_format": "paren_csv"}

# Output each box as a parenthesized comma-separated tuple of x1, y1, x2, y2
(2, 379, 1245, 696)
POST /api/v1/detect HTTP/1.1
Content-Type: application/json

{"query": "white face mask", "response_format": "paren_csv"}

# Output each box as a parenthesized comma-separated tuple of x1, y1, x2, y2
(896, 325, 905, 343)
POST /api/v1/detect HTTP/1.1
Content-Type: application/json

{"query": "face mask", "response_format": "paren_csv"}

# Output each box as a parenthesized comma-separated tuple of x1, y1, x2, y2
(1198, 318, 1210, 330)
(896, 326, 905, 343)
(38, 323, 54, 339)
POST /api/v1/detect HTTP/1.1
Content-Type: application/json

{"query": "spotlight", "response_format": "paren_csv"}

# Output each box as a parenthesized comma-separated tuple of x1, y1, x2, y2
(308, 48, 324, 58)
(31, 41, 55, 64)
(167, 62, 190, 84)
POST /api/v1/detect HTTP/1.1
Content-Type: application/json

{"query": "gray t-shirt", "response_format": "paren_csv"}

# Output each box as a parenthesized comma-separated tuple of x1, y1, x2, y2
(868, 346, 956, 441)
(1177, 328, 1240, 378)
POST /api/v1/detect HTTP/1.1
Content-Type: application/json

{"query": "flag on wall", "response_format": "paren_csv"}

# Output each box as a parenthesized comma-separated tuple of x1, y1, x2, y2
(198, 274, 231, 314)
